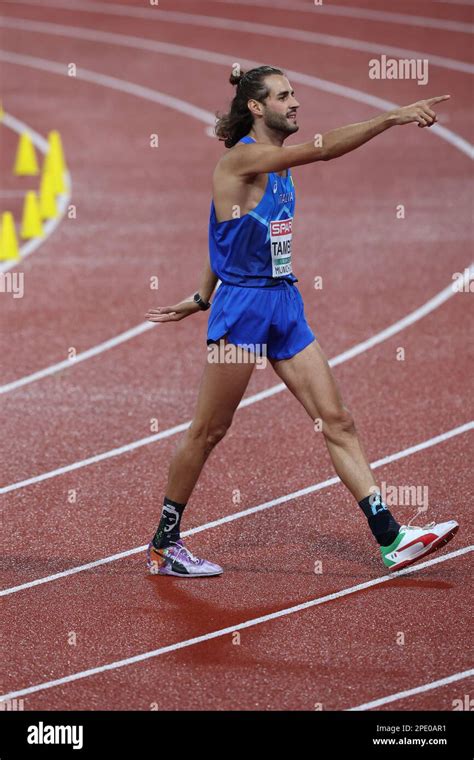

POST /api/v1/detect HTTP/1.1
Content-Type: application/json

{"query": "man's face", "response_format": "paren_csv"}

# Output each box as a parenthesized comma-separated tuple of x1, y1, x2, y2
(260, 75, 300, 135)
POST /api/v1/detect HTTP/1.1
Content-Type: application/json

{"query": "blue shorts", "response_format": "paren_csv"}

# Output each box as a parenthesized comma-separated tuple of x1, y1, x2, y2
(206, 280, 316, 361)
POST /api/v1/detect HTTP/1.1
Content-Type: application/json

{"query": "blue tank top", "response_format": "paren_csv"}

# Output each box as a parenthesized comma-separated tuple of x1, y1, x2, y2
(209, 135, 298, 287)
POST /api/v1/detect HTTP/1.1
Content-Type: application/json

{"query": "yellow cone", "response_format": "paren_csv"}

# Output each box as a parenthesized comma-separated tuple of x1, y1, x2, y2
(13, 132, 39, 175)
(21, 191, 44, 239)
(0, 212, 20, 260)
(42, 153, 66, 194)
(47, 131, 66, 171)
(0, 100, 4, 123)
(39, 172, 58, 219)
(44, 130, 66, 193)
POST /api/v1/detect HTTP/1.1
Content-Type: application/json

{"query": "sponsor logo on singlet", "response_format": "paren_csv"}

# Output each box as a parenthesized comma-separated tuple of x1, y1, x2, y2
(278, 191, 294, 204)
(270, 218, 293, 277)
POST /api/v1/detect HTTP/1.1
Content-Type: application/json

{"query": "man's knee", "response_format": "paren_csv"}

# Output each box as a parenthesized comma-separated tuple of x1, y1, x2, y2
(205, 424, 230, 450)
(321, 407, 356, 441)
(189, 419, 232, 452)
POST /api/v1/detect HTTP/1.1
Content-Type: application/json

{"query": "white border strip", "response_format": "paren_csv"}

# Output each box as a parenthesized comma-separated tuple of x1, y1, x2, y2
(0, 112, 71, 273)
(0, 17, 472, 708)
(1, 420, 472, 597)
(0, 545, 471, 703)
(349, 668, 474, 711)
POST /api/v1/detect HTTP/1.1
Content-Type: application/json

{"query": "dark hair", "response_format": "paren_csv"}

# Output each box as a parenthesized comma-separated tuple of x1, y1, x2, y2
(214, 65, 285, 148)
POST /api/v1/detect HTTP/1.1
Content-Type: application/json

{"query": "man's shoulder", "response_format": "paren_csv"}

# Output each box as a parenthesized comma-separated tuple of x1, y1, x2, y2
(215, 140, 263, 179)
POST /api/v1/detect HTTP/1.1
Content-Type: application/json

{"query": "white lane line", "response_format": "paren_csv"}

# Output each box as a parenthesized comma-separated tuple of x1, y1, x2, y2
(0, 39, 471, 393)
(0, 47, 472, 492)
(316, 263, 474, 369)
(0, 545, 471, 702)
(0, 322, 155, 394)
(2, 9, 472, 75)
(349, 668, 474, 711)
(0, 261, 472, 493)
(0, 418, 190, 495)
(2, 260, 471, 397)
(433, 0, 474, 5)
(0, 112, 71, 274)
(1, 421, 472, 597)
(212, 0, 474, 33)
(0, 50, 215, 124)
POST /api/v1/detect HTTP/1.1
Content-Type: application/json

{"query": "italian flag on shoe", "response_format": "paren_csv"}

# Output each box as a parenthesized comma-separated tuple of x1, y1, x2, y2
(381, 520, 459, 572)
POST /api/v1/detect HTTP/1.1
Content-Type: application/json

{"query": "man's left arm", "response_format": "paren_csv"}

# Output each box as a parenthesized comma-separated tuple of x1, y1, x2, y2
(319, 94, 450, 162)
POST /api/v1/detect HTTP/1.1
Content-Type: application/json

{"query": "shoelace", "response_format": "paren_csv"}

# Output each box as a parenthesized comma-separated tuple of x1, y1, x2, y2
(405, 521, 435, 530)
(173, 542, 201, 565)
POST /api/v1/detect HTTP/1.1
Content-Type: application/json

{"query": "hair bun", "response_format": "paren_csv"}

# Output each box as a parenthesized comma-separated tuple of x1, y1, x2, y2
(229, 70, 245, 87)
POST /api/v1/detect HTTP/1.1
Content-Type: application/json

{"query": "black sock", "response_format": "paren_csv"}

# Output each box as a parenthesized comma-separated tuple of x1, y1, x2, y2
(152, 497, 187, 549)
(358, 493, 400, 547)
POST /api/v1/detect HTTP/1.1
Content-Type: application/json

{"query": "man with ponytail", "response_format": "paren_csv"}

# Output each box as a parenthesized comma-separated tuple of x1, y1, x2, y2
(145, 65, 458, 577)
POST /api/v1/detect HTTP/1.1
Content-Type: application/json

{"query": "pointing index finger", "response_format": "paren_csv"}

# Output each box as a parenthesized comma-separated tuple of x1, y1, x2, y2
(426, 95, 451, 106)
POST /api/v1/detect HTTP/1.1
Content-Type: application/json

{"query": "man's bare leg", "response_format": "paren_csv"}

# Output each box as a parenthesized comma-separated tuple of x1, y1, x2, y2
(147, 338, 257, 575)
(165, 338, 256, 504)
(270, 339, 377, 502)
(269, 339, 459, 570)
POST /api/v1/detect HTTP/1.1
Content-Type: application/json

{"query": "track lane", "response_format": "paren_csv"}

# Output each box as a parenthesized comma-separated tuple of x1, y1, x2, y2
(0, 52, 468, 480)
(1, 0, 472, 712)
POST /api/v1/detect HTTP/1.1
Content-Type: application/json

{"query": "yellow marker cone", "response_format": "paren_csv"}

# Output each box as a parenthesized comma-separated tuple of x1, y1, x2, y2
(13, 132, 39, 176)
(0, 212, 20, 260)
(39, 172, 58, 220)
(47, 131, 66, 171)
(0, 100, 4, 122)
(42, 153, 66, 194)
(21, 191, 44, 239)
(44, 130, 67, 193)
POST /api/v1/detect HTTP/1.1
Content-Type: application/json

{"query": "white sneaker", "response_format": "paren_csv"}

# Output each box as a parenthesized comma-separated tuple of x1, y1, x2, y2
(381, 520, 459, 571)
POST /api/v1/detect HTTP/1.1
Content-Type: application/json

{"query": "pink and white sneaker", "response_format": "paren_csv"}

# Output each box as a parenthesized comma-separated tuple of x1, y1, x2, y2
(146, 539, 223, 577)
(381, 520, 459, 572)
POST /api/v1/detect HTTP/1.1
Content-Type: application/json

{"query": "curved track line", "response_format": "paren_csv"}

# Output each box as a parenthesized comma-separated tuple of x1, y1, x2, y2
(0, 545, 471, 703)
(0, 112, 71, 274)
(212, 0, 474, 33)
(8, 0, 474, 33)
(0, 50, 215, 124)
(0, 266, 472, 493)
(0, 43, 471, 392)
(2, 10, 472, 76)
(433, 0, 474, 5)
(1, 30, 472, 153)
(0, 321, 155, 395)
(1, 421, 472, 596)
(349, 668, 474, 711)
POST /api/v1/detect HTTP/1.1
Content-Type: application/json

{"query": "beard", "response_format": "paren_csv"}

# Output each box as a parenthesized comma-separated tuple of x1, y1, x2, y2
(263, 107, 299, 136)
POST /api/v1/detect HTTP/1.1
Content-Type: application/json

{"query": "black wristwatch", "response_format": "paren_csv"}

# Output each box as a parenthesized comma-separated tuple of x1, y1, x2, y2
(193, 292, 211, 311)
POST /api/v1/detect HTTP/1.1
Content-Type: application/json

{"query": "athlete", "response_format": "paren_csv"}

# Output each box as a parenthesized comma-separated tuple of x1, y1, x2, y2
(145, 65, 458, 577)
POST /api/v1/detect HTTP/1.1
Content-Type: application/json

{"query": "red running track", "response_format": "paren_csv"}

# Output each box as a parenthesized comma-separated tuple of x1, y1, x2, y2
(0, 0, 473, 711)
